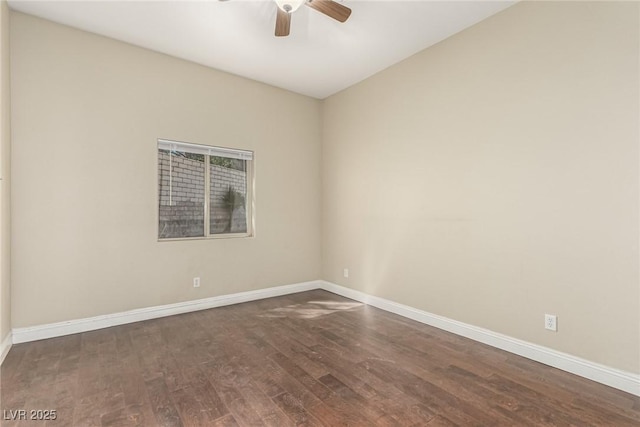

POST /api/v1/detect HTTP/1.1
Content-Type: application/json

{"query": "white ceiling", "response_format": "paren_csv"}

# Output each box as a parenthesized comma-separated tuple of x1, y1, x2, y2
(8, 0, 515, 99)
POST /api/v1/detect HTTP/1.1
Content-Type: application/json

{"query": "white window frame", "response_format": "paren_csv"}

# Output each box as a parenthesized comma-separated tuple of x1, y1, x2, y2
(157, 139, 254, 241)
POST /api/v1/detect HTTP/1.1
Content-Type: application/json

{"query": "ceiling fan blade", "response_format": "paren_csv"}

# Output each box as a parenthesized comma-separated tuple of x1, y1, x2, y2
(275, 8, 291, 37)
(306, 0, 351, 23)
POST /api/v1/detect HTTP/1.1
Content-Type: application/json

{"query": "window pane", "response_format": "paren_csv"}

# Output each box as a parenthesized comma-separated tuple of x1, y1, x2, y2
(158, 149, 205, 239)
(210, 156, 248, 234)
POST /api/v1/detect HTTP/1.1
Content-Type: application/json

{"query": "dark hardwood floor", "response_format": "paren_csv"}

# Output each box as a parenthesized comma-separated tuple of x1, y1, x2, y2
(1, 290, 639, 426)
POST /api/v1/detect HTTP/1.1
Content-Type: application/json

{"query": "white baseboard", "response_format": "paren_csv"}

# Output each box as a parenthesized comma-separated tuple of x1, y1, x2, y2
(0, 331, 11, 365)
(12, 280, 320, 344)
(318, 280, 640, 397)
(9, 278, 639, 396)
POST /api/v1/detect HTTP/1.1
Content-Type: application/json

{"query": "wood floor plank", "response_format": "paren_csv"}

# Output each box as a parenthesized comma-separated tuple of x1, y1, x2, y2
(169, 386, 211, 427)
(268, 352, 332, 402)
(318, 373, 396, 426)
(271, 392, 323, 426)
(145, 376, 184, 427)
(232, 381, 294, 427)
(100, 404, 148, 427)
(2, 290, 638, 426)
(359, 356, 513, 426)
(178, 366, 228, 420)
(252, 320, 330, 380)
(209, 414, 240, 427)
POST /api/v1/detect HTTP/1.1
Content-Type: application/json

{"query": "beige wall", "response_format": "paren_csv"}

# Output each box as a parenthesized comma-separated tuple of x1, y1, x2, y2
(322, 1, 640, 373)
(10, 12, 322, 327)
(0, 0, 11, 344)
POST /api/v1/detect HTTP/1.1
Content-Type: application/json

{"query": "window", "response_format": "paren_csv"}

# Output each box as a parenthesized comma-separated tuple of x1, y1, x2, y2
(158, 139, 253, 240)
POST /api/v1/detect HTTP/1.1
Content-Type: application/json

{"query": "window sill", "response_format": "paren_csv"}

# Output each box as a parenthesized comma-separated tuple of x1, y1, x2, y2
(158, 233, 254, 242)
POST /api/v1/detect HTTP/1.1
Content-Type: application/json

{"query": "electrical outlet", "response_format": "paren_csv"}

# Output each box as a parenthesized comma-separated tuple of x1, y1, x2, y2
(343, 268, 349, 278)
(193, 277, 200, 288)
(545, 314, 557, 331)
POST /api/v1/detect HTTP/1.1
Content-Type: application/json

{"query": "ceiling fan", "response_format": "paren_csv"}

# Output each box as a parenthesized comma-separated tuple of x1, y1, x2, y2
(274, 0, 351, 37)
(221, 0, 351, 37)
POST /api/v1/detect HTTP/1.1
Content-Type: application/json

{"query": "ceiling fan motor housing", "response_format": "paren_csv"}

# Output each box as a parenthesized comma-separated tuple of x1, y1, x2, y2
(275, 0, 306, 13)
(273, 0, 352, 37)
